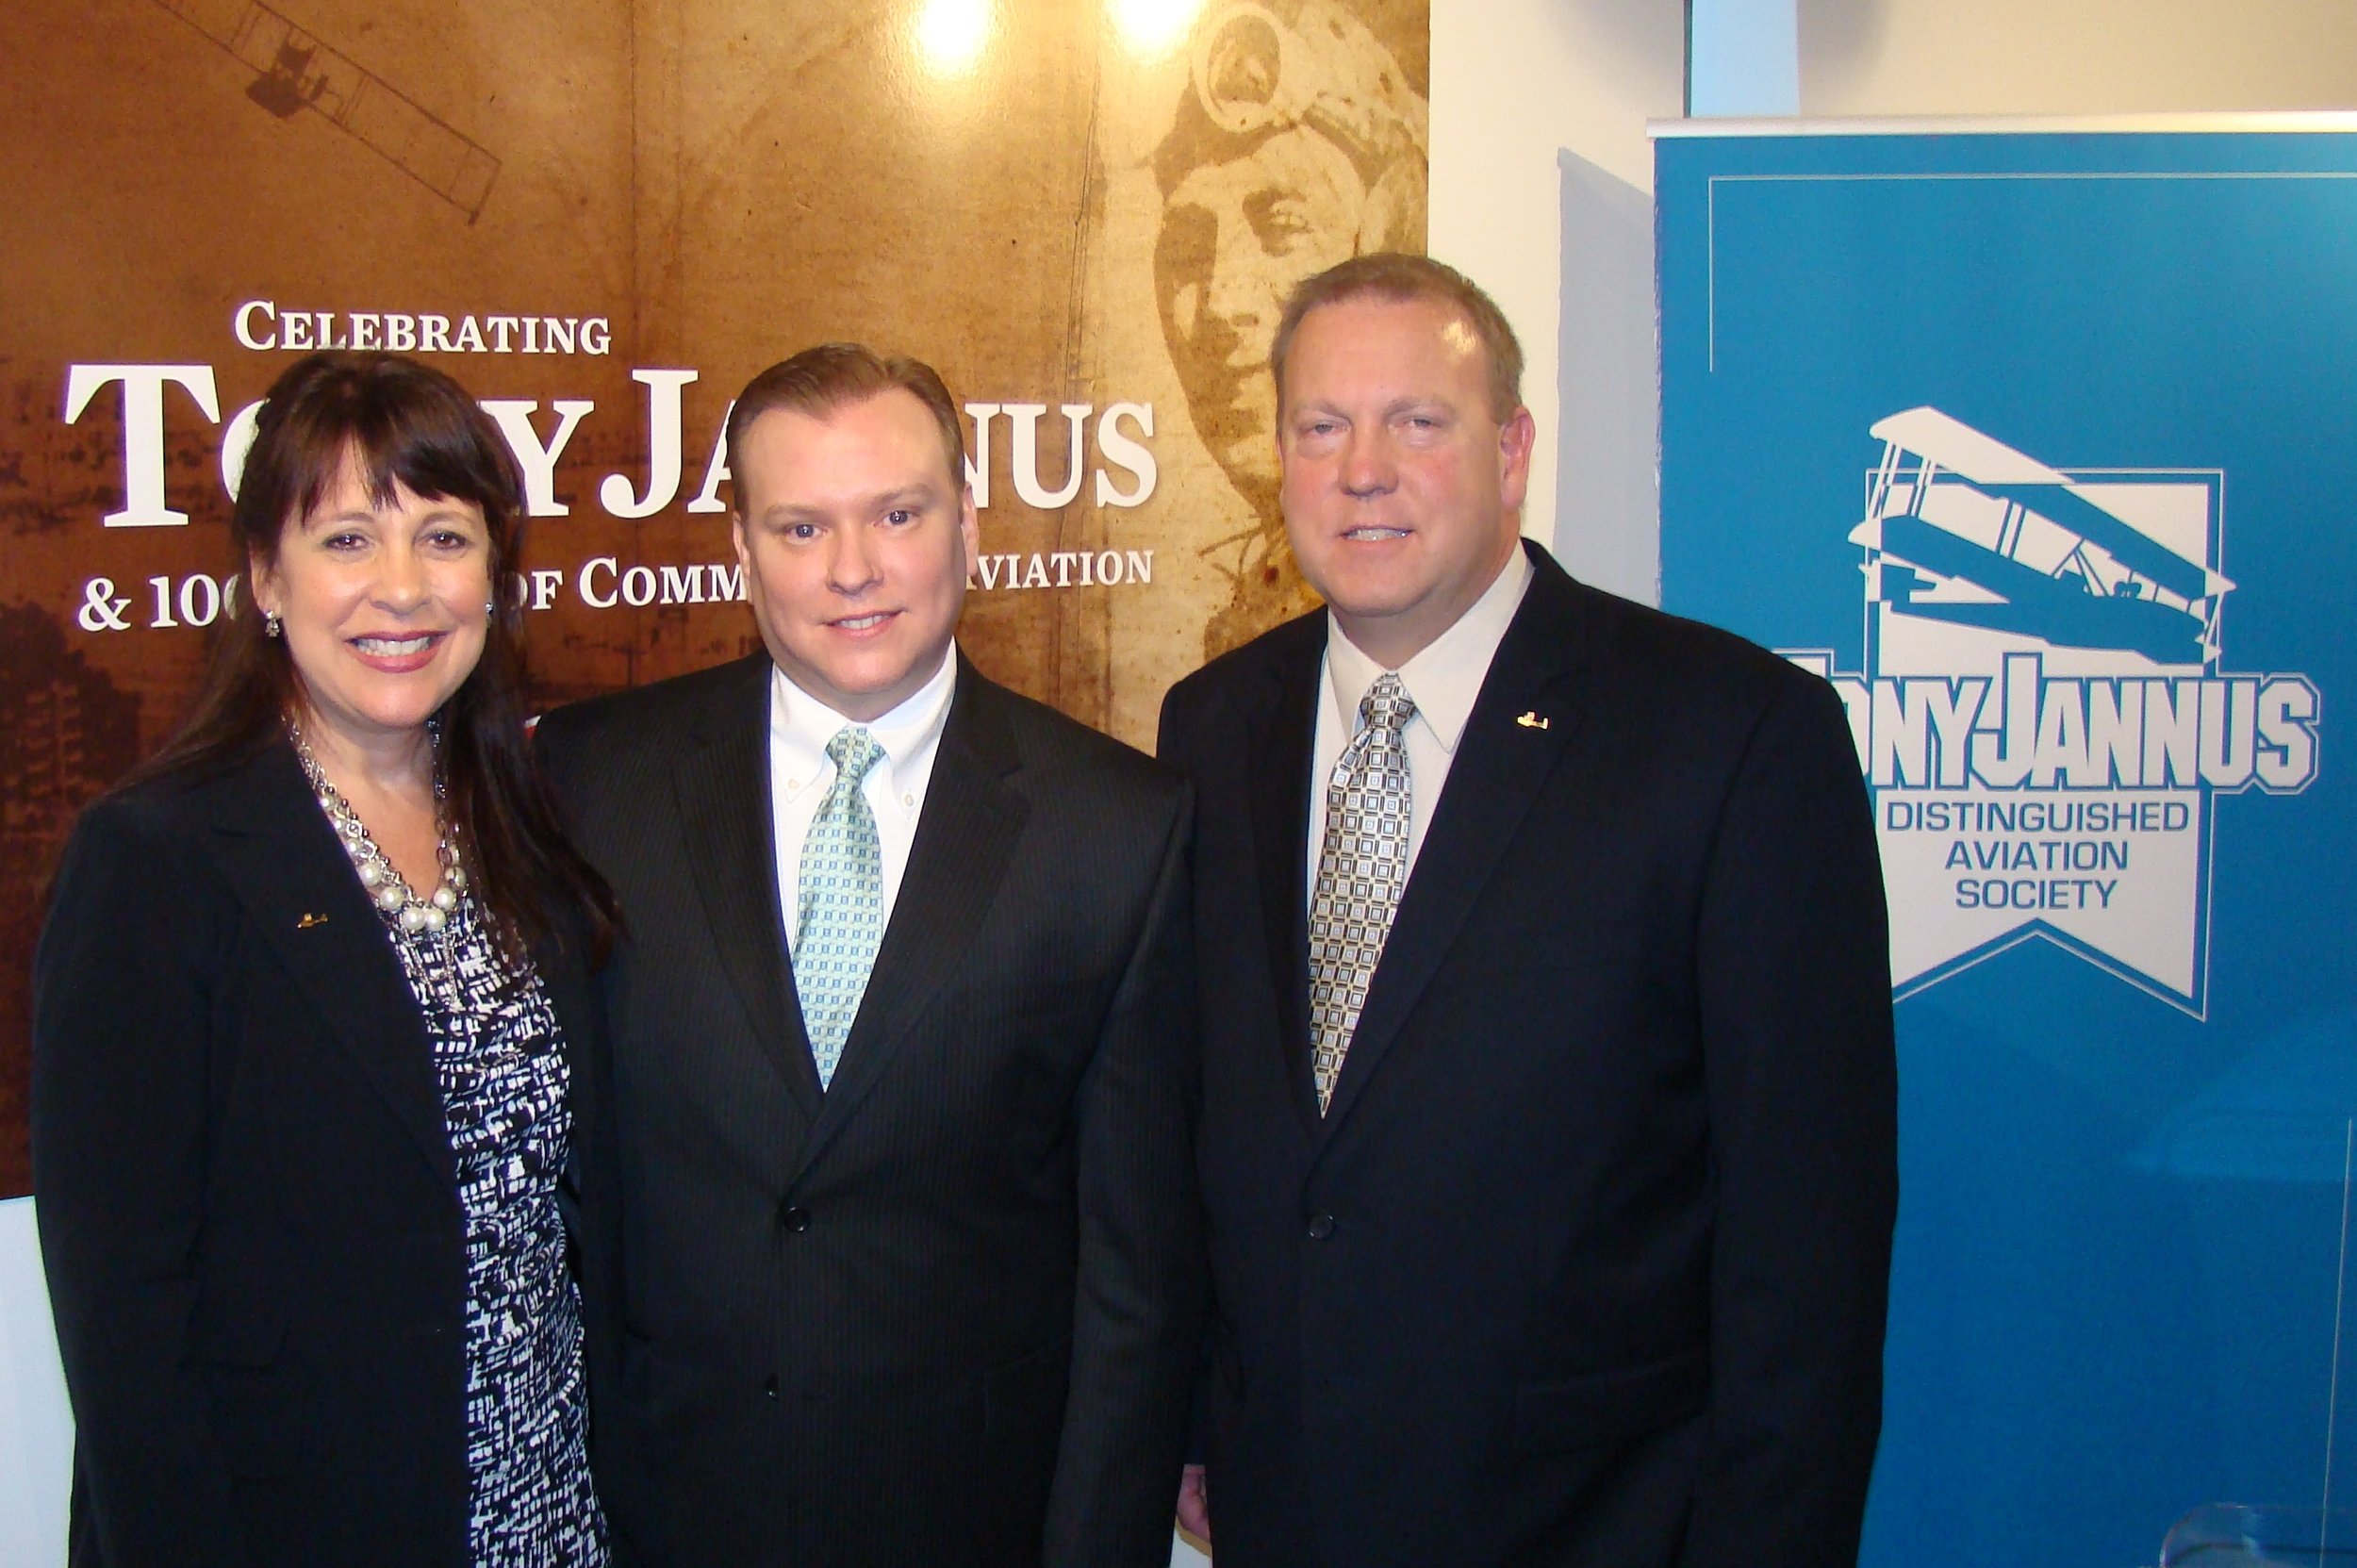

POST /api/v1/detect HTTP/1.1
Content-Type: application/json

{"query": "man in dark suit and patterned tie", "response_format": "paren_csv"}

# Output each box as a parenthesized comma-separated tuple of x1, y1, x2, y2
(538, 344, 1203, 1567)
(1158, 253, 1899, 1568)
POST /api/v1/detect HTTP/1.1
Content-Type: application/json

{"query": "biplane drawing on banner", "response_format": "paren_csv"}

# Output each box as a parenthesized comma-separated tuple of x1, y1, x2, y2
(1782, 408, 2321, 1015)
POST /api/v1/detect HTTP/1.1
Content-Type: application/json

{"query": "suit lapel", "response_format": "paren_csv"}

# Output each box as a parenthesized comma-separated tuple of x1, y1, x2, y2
(1247, 623, 1327, 1136)
(1319, 548, 1595, 1135)
(196, 744, 457, 1194)
(787, 657, 1028, 1183)
(671, 656, 825, 1120)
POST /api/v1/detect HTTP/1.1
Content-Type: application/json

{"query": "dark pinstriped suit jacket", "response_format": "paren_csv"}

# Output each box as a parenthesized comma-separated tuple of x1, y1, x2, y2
(538, 651, 1203, 1568)
(1158, 544, 1897, 1568)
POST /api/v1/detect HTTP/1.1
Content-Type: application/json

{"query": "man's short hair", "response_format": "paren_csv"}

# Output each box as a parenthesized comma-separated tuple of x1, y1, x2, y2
(1270, 253, 1525, 423)
(725, 343, 968, 505)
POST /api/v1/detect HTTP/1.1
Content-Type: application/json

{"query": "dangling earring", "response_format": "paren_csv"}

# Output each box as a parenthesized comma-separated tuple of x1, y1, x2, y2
(263, 609, 283, 638)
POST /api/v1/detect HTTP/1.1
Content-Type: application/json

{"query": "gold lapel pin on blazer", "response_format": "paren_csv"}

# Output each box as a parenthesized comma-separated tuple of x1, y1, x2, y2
(1515, 711, 1551, 731)
(297, 912, 329, 929)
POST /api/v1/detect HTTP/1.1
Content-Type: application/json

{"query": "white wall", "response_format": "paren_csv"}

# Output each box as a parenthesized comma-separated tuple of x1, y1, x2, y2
(1552, 144, 1665, 603)
(1429, 0, 1686, 589)
(0, 1199, 70, 1567)
(1799, 0, 2357, 117)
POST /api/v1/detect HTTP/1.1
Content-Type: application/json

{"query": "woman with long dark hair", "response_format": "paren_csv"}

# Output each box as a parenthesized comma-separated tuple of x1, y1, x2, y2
(32, 351, 620, 1567)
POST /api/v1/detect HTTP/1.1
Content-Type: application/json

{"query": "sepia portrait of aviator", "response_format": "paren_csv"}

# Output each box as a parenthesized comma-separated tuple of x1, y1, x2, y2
(1152, 0, 1428, 658)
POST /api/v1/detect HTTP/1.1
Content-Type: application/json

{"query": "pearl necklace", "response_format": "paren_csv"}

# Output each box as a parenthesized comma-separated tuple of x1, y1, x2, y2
(290, 723, 470, 935)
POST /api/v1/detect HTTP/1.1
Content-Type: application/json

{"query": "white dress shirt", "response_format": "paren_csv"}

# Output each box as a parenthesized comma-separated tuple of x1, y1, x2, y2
(1308, 546, 1534, 903)
(769, 647, 957, 955)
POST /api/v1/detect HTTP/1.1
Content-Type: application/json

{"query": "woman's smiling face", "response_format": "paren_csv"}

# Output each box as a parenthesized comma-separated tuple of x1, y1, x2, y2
(252, 454, 492, 757)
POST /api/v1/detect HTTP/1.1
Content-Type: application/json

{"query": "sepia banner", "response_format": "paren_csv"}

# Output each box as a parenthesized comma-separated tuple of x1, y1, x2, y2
(0, 0, 1427, 1197)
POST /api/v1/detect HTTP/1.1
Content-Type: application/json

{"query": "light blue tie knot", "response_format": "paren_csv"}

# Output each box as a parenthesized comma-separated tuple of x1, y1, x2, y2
(796, 726, 886, 1088)
(827, 725, 884, 791)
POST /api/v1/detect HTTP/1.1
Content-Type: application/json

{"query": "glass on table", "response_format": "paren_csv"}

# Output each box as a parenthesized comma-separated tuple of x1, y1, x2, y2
(2161, 1504, 2357, 1565)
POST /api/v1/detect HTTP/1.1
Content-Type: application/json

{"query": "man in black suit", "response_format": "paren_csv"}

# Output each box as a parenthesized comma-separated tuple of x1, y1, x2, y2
(1157, 253, 1898, 1568)
(538, 344, 1202, 1567)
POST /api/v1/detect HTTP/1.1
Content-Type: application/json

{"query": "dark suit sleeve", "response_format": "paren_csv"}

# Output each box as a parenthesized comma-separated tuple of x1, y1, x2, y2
(1152, 680, 1219, 1475)
(31, 800, 249, 1568)
(1042, 785, 1209, 1568)
(1684, 674, 1898, 1568)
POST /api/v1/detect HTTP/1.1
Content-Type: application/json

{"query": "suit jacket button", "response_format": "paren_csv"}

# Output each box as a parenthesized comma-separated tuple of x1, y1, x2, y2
(1307, 1213, 1336, 1241)
(780, 1204, 812, 1232)
(763, 1374, 780, 1399)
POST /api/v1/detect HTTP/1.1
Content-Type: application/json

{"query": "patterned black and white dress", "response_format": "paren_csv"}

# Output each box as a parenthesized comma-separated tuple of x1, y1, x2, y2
(385, 895, 609, 1567)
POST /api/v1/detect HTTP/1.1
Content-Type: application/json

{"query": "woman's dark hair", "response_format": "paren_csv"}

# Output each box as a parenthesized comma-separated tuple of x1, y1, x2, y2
(122, 351, 618, 961)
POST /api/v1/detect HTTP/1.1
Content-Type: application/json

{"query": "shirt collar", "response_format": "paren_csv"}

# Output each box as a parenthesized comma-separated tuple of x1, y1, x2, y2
(1325, 544, 1533, 754)
(770, 643, 958, 801)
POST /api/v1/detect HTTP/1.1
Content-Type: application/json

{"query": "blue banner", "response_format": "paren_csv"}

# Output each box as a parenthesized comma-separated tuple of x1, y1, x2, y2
(1657, 126, 2357, 1567)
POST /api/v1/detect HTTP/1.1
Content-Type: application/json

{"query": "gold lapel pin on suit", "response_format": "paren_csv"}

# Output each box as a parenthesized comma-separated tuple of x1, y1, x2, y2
(1515, 711, 1551, 731)
(297, 912, 330, 929)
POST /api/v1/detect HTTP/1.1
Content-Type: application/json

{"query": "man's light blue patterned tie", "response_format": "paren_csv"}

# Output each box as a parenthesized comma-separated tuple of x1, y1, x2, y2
(794, 726, 885, 1089)
(1307, 671, 1416, 1114)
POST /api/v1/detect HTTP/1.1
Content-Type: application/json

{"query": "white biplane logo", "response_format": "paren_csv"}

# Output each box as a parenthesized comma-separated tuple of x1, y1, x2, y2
(1783, 408, 2320, 1016)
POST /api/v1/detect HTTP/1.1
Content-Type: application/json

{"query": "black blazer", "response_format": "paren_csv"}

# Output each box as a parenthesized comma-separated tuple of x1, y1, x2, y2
(536, 652, 1204, 1568)
(30, 739, 605, 1568)
(1157, 542, 1899, 1568)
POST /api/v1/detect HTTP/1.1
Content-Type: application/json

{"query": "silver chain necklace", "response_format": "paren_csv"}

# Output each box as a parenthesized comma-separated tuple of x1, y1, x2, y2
(289, 719, 470, 934)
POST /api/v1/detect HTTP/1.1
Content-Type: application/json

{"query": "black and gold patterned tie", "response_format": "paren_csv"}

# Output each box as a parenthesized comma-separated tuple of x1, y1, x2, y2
(1307, 671, 1416, 1114)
